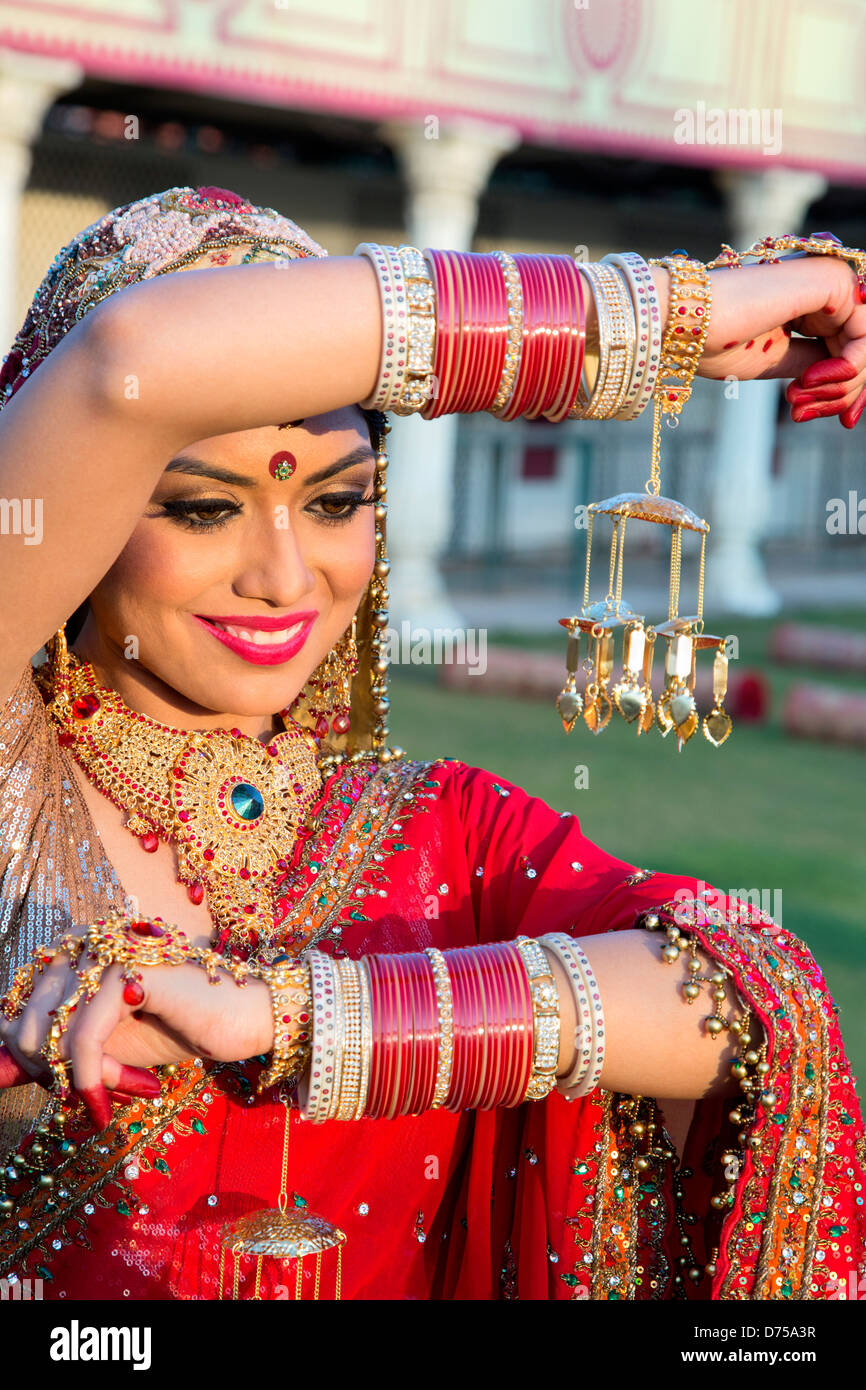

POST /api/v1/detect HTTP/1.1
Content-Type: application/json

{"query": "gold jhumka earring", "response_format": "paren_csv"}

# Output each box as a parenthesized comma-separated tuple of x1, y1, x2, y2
(556, 254, 732, 751)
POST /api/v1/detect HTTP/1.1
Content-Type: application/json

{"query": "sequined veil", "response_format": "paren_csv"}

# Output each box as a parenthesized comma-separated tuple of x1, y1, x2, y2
(0, 188, 864, 1301)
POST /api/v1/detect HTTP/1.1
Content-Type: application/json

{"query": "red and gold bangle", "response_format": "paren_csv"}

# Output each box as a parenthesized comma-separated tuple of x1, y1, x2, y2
(476, 944, 508, 1110)
(386, 953, 408, 1119)
(422, 249, 454, 419)
(521, 254, 552, 420)
(415, 952, 440, 1114)
(444, 948, 473, 1110)
(547, 256, 586, 422)
(476, 254, 508, 413)
(503, 939, 534, 1106)
(543, 255, 583, 422)
(365, 952, 391, 1119)
(355, 955, 373, 1120)
(465, 947, 492, 1110)
(403, 952, 436, 1114)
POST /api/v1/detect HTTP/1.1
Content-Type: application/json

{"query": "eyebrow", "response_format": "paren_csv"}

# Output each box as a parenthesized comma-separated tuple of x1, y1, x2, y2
(163, 445, 377, 488)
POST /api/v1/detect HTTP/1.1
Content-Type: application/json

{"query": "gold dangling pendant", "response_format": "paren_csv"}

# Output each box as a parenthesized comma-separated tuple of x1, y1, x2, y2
(583, 623, 614, 734)
(703, 645, 733, 747)
(611, 622, 649, 725)
(218, 1097, 346, 1301)
(555, 627, 583, 732)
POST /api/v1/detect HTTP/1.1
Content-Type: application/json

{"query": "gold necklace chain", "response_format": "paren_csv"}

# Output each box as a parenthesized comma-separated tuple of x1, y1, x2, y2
(43, 652, 325, 954)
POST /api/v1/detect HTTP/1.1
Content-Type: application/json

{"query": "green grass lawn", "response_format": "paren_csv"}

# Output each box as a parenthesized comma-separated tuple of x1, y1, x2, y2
(386, 610, 866, 1085)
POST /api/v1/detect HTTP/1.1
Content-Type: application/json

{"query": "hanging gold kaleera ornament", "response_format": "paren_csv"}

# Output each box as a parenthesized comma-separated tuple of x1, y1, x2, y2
(555, 251, 731, 751)
(218, 1097, 346, 1300)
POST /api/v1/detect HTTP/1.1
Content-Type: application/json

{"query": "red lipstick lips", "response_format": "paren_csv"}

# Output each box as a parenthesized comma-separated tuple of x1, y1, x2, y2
(192, 611, 317, 666)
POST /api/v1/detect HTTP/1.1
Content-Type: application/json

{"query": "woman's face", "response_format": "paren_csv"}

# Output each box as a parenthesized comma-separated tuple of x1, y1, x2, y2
(74, 408, 377, 738)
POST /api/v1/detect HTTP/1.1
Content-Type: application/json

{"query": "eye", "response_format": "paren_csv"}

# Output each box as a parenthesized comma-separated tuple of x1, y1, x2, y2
(156, 498, 241, 531)
(307, 491, 375, 525)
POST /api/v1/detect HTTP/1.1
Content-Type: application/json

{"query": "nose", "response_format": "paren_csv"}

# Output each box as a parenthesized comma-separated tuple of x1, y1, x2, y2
(230, 509, 317, 608)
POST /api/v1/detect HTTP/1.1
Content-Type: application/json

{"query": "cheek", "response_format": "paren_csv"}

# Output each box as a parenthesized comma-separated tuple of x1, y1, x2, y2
(88, 525, 216, 626)
(313, 517, 376, 599)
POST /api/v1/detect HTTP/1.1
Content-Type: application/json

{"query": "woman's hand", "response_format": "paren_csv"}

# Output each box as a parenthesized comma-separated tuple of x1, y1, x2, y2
(0, 948, 274, 1129)
(652, 252, 866, 427)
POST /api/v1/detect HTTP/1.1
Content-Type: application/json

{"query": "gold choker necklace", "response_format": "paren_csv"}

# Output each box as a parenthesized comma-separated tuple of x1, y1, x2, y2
(40, 646, 326, 955)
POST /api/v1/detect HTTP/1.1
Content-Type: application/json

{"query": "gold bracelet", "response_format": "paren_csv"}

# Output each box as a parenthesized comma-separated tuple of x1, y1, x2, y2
(257, 956, 313, 1093)
(648, 253, 712, 418)
(514, 936, 561, 1101)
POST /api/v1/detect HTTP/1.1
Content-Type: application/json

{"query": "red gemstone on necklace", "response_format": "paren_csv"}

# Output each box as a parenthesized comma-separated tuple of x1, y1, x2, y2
(314, 716, 329, 741)
(332, 713, 351, 735)
(203, 847, 215, 861)
(239, 867, 251, 880)
(140, 833, 159, 853)
(71, 693, 100, 719)
(123, 980, 145, 1006)
(178, 811, 191, 823)
(230, 728, 243, 739)
(188, 882, 205, 905)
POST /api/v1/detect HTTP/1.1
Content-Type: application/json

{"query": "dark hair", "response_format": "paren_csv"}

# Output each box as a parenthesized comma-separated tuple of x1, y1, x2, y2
(64, 405, 387, 644)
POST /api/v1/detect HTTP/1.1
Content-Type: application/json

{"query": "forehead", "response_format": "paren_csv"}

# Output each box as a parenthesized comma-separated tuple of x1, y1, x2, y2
(186, 409, 369, 457)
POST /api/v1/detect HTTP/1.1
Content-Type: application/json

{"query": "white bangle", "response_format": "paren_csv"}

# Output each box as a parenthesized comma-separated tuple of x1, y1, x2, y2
(602, 252, 662, 420)
(354, 242, 408, 411)
(541, 933, 605, 1098)
(299, 950, 338, 1124)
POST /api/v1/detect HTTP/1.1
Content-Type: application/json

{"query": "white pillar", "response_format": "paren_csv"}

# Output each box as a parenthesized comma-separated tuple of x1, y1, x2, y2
(0, 49, 83, 349)
(707, 168, 827, 615)
(379, 118, 520, 631)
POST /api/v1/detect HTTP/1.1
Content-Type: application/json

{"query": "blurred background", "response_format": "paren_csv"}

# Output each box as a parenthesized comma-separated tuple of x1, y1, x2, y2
(1, 0, 864, 1074)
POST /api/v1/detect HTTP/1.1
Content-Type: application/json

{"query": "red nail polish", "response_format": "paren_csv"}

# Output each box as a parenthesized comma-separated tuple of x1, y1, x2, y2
(118, 1064, 161, 1096)
(745, 340, 754, 350)
(762, 338, 773, 352)
(722, 341, 737, 350)
(79, 1086, 112, 1130)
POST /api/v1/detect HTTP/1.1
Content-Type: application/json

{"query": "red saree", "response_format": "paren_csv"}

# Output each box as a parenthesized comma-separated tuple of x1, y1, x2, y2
(1, 753, 864, 1300)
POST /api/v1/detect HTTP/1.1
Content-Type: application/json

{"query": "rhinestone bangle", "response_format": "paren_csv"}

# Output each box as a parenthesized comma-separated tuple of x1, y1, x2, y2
(514, 936, 561, 1102)
(391, 245, 437, 415)
(425, 945, 455, 1108)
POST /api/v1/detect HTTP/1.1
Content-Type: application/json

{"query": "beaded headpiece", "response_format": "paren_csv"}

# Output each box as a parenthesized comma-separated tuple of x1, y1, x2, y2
(1, 186, 395, 762)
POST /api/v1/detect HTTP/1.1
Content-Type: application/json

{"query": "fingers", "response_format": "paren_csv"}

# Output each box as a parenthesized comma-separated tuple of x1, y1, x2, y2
(840, 387, 866, 429)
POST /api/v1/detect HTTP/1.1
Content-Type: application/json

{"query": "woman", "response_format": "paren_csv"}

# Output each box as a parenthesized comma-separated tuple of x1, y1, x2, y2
(0, 186, 863, 1301)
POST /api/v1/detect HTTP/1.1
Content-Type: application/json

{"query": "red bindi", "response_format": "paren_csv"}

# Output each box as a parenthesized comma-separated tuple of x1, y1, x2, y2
(269, 450, 297, 481)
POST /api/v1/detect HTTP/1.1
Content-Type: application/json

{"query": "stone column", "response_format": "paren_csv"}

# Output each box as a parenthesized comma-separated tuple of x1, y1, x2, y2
(707, 168, 827, 615)
(0, 49, 83, 348)
(379, 118, 520, 631)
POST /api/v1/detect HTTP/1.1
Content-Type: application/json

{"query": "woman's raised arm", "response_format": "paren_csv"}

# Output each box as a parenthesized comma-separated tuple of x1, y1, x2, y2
(0, 256, 382, 700)
(2, 245, 864, 703)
